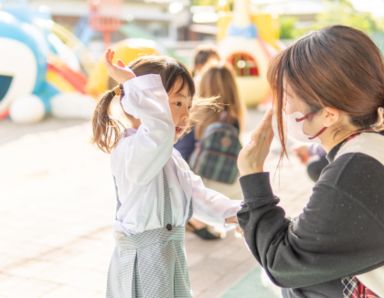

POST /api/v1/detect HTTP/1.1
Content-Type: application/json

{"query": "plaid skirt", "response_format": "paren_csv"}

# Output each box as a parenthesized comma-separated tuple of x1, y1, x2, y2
(106, 226, 192, 298)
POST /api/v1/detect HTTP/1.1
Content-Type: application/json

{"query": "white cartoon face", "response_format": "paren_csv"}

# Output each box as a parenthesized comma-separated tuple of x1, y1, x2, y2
(0, 38, 38, 113)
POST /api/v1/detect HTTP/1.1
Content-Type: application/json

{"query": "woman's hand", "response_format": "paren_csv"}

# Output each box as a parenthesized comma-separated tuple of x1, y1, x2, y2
(105, 48, 136, 84)
(237, 108, 274, 176)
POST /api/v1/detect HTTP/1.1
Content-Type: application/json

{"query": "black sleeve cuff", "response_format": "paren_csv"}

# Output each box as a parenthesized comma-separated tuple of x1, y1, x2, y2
(239, 172, 273, 203)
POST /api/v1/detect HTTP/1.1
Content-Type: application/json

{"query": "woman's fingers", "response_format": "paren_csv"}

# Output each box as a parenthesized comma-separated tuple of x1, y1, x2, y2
(263, 107, 274, 122)
(237, 108, 274, 176)
(251, 108, 273, 140)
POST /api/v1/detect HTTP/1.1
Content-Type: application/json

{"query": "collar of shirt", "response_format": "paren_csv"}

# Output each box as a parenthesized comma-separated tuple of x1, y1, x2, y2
(327, 131, 384, 162)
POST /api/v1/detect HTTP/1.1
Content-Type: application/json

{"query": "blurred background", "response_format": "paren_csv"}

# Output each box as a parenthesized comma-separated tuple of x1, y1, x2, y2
(1, 0, 384, 297)
(2, 0, 384, 125)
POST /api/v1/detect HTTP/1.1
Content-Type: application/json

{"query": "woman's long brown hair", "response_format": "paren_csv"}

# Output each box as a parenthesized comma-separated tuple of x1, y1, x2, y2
(92, 55, 195, 153)
(268, 25, 384, 156)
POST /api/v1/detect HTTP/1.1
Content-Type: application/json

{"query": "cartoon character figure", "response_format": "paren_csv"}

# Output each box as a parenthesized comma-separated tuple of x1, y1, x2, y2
(0, 10, 94, 123)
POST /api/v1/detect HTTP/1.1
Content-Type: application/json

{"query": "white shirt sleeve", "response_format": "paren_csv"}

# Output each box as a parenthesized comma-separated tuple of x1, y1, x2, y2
(189, 170, 241, 224)
(117, 74, 174, 185)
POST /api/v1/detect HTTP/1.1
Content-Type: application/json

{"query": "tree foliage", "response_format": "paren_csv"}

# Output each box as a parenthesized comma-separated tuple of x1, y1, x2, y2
(278, 0, 384, 40)
(313, 0, 381, 33)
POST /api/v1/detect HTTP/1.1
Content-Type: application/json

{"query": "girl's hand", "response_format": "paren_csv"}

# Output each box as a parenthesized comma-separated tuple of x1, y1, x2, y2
(293, 145, 311, 164)
(105, 48, 136, 84)
(237, 108, 274, 176)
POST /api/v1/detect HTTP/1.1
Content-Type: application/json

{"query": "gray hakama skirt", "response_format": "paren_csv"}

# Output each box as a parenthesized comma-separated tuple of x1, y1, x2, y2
(106, 172, 193, 298)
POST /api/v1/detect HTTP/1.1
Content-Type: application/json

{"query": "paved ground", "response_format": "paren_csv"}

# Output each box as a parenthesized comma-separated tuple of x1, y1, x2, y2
(0, 109, 314, 297)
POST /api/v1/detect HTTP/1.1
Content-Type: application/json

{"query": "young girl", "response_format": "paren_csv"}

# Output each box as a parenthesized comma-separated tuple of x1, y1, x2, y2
(93, 49, 240, 298)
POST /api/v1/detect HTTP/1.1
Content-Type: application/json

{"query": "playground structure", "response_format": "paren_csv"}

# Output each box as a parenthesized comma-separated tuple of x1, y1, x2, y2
(78, 1, 176, 98)
(0, 0, 282, 123)
(0, 1, 161, 123)
(217, 0, 281, 106)
(0, 3, 96, 123)
(88, 0, 122, 48)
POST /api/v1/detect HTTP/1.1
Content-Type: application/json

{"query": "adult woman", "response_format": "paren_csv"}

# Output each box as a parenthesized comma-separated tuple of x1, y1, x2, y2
(237, 25, 384, 297)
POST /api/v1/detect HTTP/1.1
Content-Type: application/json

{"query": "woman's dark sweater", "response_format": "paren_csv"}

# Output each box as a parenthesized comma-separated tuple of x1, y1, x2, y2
(237, 132, 384, 297)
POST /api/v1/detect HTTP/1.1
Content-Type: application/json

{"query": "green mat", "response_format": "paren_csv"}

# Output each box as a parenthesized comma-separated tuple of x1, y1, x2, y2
(222, 266, 279, 298)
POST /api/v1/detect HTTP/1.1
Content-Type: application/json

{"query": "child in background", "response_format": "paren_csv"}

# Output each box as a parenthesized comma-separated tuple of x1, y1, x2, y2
(193, 44, 221, 104)
(192, 44, 220, 77)
(174, 45, 223, 240)
(175, 44, 221, 161)
(93, 49, 240, 298)
(192, 63, 246, 199)
(176, 63, 246, 239)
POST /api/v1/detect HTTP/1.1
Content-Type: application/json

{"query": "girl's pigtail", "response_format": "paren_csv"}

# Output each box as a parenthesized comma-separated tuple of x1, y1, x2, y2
(92, 85, 124, 153)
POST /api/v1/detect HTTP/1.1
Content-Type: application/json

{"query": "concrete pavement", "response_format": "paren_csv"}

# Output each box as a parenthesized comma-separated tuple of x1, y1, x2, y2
(0, 109, 314, 297)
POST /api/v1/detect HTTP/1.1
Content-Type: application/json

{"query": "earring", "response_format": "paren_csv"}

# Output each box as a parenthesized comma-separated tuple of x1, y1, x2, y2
(370, 107, 384, 132)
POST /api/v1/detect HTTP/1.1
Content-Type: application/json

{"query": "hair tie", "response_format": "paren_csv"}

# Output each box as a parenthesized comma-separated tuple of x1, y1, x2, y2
(112, 84, 123, 97)
(370, 106, 384, 132)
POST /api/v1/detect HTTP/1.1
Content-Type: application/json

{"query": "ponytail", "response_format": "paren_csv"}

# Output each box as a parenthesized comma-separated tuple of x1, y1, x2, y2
(92, 85, 124, 153)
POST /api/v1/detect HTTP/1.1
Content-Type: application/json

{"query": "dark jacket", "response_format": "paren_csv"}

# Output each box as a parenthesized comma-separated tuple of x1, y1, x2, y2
(237, 132, 384, 297)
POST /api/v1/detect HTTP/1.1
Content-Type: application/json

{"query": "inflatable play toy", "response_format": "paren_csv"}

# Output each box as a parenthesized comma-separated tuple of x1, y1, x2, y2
(0, 8, 95, 123)
(217, 0, 280, 106)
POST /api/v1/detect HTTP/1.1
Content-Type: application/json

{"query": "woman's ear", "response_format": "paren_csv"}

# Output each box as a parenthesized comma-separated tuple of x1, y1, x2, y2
(322, 107, 341, 127)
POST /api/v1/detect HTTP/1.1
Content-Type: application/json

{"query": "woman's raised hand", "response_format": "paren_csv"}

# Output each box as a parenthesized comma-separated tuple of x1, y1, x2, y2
(105, 48, 136, 84)
(237, 108, 274, 176)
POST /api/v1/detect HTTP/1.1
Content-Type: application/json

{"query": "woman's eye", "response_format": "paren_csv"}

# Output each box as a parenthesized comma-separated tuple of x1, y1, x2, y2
(176, 101, 182, 107)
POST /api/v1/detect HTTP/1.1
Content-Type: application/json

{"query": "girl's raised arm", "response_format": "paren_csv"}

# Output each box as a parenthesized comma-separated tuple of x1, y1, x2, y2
(116, 74, 174, 185)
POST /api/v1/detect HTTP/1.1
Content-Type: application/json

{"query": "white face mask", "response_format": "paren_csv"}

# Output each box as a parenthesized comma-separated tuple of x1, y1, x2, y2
(285, 111, 325, 144)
